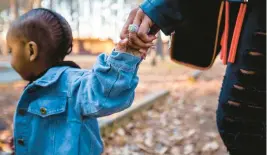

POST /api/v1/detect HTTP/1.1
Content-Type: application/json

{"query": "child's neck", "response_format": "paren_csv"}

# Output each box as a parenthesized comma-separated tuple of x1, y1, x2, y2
(28, 62, 51, 82)
(28, 61, 80, 82)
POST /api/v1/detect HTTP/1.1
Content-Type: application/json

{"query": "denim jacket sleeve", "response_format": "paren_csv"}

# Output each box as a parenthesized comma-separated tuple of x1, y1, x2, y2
(72, 50, 142, 117)
(140, 0, 183, 35)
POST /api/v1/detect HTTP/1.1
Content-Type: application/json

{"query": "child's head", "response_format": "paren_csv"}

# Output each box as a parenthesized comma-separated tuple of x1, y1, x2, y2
(6, 8, 72, 81)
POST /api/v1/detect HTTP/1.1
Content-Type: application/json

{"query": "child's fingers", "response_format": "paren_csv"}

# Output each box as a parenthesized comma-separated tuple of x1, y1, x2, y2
(115, 38, 128, 52)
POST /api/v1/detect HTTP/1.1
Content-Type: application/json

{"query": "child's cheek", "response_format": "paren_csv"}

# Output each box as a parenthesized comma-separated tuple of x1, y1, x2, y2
(10, 60, 19, 76)
(10, 56, 16, 70)
(10, 55, 23, 76)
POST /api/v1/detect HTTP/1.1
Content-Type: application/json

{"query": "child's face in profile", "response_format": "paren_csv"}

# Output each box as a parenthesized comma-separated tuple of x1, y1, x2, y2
(6, 33, 36, 80)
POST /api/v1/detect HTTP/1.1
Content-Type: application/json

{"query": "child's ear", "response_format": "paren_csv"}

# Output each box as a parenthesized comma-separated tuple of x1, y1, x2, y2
(26, 41, 38, 62)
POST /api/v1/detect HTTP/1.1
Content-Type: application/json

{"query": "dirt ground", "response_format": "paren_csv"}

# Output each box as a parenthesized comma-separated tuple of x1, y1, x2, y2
(102, 56, 228, 155)
(0, 55, 228, 154)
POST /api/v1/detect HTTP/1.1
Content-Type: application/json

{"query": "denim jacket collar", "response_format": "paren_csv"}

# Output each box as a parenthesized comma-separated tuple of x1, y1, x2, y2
(30, 61, 80, 87)
(33, 66, 69, 87)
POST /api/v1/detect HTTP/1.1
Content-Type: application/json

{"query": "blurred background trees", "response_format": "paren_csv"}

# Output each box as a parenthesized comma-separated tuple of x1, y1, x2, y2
(0, 0, 169, 56)
(0, 0, 144, 55)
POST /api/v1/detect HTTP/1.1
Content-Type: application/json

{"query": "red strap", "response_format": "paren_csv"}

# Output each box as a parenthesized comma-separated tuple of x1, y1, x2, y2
(228, 3, 247, 63)
(220, 1, 230, 65)
(220, 2, 247, 65)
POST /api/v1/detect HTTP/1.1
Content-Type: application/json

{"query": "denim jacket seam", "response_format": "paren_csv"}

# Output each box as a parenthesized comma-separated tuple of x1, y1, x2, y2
(80, 69, 118, 116)
(83, 123, 94, 154)
(69, 71, 86, 97)
(106, 68, 120, 98)
(28, 107, 65, 116)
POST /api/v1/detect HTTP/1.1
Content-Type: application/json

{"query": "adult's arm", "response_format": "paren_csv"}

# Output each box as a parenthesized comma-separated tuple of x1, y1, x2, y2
(140, 0, 183, 35)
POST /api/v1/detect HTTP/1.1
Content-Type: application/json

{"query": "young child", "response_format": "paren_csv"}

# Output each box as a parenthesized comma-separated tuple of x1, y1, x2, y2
(7, 8, 152, 155)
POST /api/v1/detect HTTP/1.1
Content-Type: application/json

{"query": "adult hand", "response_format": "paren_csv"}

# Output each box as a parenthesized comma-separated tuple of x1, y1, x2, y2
(120, 8, 157, 50)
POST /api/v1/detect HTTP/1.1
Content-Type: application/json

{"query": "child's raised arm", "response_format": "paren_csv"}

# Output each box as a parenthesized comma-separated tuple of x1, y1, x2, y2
(71, 39, 143, 117)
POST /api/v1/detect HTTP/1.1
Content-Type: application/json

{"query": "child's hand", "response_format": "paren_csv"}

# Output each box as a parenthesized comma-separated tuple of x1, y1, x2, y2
(115, 38, 128, 53)
(115, 38, 147, 59)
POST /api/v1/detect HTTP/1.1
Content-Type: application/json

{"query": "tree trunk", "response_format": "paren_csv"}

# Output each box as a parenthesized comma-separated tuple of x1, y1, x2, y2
(76, 1, 80, 38)
(69, 0, 73, 20)
(9, 0, 19, 21)
(49, 0, 53, 9)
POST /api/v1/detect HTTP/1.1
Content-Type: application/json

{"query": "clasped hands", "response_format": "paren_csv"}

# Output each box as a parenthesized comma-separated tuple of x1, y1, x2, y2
(115, 8, 158, 58)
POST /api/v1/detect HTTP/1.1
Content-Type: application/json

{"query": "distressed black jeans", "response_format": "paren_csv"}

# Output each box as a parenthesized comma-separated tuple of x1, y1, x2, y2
(216, 3, 266, 155)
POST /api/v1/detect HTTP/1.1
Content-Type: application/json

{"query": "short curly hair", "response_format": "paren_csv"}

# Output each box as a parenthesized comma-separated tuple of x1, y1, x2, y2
(8, 8, 73, 62)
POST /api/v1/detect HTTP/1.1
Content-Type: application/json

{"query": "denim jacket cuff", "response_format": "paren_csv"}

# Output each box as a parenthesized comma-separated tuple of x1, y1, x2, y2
(107, 50, 142, 72)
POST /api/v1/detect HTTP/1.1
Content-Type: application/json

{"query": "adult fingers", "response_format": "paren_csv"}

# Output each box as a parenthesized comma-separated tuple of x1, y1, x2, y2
(128, 10, 154, 48)
(138, 15, 157, 42)
(120, 8, 138, 39)
(128, 32, 154, 49)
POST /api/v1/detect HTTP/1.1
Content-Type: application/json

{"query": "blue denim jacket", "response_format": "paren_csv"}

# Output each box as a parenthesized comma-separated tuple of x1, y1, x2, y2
(13, 50, 141, 155)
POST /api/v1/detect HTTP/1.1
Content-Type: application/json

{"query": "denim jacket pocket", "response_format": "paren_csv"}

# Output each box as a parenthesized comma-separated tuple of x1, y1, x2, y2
(27, 96, 67, 118)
